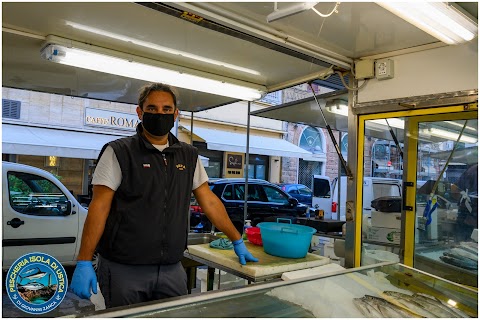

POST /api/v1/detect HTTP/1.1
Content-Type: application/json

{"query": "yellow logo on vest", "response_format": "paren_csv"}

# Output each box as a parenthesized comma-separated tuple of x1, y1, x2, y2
(176, 164, 186, 171)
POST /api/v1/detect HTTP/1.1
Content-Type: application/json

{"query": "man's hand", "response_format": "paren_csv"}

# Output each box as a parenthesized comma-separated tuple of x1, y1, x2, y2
(70, 261, 97, 299)
(232, 239, 259, 265)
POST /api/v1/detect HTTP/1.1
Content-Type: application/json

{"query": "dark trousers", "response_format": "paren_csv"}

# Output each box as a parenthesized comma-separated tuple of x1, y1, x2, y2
(97, 255, 188, 308)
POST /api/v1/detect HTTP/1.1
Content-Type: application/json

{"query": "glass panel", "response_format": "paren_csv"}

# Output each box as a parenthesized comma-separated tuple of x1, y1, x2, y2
(8, 171, 68, 216)
(341, 133, 348, 157)
(313, 178, 330, 198)
(115, 263, 477, 318)
(255, 164, 266, 180)
(247, 164, 255, 179)
(205, 160, 221, 178)
(414, 119, 478, 287)
(298, 185, 312, 195)
(361, 117, 404, 266)
(299, 126, 323, 153)
(263, 185, 289, 204)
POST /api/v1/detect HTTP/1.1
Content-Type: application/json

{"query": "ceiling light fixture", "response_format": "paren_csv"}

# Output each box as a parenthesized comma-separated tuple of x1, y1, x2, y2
(267, 2, 319, 23)
(40, 38, 266, 101)
(325, 99, 348, 116)
(377, 2, 478, 45)
(420, 127, 477, 144)
(65, 21, 260, 76)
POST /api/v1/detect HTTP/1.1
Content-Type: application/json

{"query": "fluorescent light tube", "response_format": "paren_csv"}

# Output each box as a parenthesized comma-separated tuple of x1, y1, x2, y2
(420, 127, 477, 144)
(65, 21, 260, 76)
(40, 43, 266, 101)
(377, 2, 478, 45)
(370, 118, 405, 130)
(444, 120, 477, 132)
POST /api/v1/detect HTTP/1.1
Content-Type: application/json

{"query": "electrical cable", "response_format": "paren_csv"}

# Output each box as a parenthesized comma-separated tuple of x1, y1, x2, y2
(335, 70, 369, 91)
(312, 2, 341, 18)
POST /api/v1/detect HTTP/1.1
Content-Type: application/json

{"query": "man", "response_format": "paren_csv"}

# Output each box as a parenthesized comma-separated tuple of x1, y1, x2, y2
(70, 83, 258, 308)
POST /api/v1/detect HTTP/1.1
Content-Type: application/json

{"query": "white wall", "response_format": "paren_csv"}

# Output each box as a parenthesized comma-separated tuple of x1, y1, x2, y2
(358, 40, 478, 103)
(269, 156, 281, 183)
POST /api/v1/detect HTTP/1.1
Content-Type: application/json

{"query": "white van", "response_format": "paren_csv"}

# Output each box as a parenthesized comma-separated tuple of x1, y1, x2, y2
(2, 161, 88, 269)
(312, 175, 402, 220)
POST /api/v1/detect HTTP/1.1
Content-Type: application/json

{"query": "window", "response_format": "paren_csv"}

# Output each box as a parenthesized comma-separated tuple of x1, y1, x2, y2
(299, 126, 324, 154)
(245, 155, 268, 180)
(8, 171, 68, 216)
(341, 133, 348, 157)
(373, 183, 401, 199)
(313, 178, 330, 198)
(222, 185, 234, 200)
(233, 184, 266, 202)
(298, 185, 312, 195)
(289, 186, 299, 194)
(263, 186, 289, 204)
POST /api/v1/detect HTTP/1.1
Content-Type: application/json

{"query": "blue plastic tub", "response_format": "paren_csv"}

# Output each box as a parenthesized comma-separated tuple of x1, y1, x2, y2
(257, 218, 316, 259)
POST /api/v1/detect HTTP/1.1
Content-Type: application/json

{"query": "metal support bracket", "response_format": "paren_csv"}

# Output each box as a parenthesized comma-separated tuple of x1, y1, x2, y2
(403, 181, 414, 211)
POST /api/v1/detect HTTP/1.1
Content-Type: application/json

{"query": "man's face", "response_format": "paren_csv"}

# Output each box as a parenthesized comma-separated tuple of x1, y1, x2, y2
(136, 91, 178, 119)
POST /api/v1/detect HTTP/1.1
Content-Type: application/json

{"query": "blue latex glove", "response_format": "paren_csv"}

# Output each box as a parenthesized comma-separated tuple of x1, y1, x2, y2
(70, 261, 97, 299)
(232, 238, 259, 265)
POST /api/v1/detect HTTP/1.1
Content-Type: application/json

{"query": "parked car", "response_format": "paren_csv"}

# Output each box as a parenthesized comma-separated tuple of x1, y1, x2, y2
(2, 161, 89, 270)
(194, 178, 307, 234)
(277, 183, 313, 206)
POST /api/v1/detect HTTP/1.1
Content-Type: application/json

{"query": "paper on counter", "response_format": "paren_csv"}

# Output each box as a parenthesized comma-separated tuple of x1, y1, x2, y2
(281, 262, 344, 281)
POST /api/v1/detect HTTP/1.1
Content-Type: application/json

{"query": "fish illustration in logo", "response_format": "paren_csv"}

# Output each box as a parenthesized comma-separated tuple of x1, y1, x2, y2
(19, 267, 48, 280)
(17, 281, 45, 291)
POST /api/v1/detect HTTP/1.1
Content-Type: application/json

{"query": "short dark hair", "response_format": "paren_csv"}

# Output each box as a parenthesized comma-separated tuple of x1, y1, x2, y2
(138, 83, 177, 110)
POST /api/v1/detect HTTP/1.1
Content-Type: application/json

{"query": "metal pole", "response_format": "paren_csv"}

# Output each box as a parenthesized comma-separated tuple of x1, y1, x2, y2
(244, 102, 251, 226)
(307, 82, 353, 178)
(187, 112, 194, 232)
(190, 111, 194, 145)
(337, 131, 342, 221)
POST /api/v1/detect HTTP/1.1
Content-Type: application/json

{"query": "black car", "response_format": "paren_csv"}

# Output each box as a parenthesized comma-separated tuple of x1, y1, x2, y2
(192, 178, 308, 234)
(277, 183, 313, 206)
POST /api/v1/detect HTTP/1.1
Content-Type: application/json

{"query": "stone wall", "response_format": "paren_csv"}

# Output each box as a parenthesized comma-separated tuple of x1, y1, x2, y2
(280, 84, 342, 183)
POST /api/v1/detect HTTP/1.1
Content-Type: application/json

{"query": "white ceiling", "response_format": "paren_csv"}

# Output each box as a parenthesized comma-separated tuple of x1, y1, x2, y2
(2, 2, 478, 111)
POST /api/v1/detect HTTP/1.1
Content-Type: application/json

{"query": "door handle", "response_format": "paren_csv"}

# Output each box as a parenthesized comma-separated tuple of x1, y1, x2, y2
(7, 218, 25, 228)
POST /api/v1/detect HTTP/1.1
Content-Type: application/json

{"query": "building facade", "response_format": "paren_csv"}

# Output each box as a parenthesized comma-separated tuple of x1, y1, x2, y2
(3, 85, 344, 200)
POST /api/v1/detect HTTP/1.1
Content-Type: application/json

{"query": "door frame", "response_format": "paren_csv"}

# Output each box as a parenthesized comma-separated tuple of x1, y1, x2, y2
(354, 105, 477, 267)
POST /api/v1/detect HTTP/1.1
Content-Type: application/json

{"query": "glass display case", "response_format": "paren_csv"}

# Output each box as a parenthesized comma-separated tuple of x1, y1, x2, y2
(85, 262, 478, 318)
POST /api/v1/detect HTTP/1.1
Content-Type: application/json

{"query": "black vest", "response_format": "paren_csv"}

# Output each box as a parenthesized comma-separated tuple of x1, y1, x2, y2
(97, 124, 198, 264)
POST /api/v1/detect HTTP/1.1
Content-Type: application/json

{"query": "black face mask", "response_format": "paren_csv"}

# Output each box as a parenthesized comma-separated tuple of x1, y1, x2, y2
(142, 112, 175, 137)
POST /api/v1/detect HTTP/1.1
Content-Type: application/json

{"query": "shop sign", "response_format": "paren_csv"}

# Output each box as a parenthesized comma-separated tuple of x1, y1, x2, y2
(224, 152, 244, 178)
(85, 107, 140, 131)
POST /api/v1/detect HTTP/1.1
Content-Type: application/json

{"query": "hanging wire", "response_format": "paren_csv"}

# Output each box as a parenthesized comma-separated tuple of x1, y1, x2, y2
(335, 70, 369, 91)
(312, 2, 341, 18)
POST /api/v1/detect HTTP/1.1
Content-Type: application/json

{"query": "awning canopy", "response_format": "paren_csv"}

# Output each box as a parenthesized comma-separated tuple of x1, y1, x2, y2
(2, 124, 128, 159)
(182, 125, 312, 158)
(199, 155, 209, 167)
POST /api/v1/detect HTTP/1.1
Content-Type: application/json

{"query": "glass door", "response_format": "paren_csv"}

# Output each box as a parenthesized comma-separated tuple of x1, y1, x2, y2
(356, 106, 478, 288)
(359, 116, 406, 267)
(407, 113, 478, 288)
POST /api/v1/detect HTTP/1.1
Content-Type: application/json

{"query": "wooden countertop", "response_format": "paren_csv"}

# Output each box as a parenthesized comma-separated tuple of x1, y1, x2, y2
(186, 241, 330, 281)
